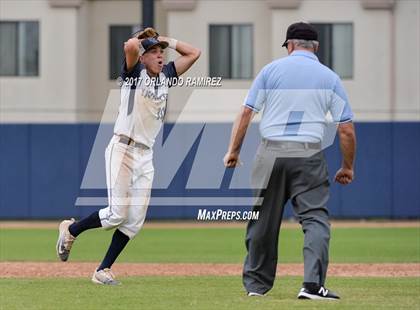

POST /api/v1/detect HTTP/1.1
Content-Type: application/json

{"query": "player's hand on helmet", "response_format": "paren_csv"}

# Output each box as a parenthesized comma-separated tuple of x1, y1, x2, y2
(124, 37, 141, 56)
(223, 151, 241, 168)
(125, 36, 147, 54)
(137, 27, 159, 39)
(334, 167, 354, 185)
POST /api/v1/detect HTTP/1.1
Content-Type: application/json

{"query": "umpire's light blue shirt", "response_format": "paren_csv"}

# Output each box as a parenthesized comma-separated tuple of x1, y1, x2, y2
(244, 50, 354, 143)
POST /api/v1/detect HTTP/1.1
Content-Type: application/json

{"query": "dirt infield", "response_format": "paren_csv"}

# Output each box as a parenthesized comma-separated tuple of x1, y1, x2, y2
(1, 220, 419, 229)
(1, 262, 418, 278)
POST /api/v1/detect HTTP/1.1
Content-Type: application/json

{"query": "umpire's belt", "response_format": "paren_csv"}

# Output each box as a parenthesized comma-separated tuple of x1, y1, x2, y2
(262, 139, 321, 150)
(118, 135, 150, 150)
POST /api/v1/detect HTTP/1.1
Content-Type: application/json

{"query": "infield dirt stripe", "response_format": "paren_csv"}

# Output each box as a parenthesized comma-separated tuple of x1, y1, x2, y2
(1, 262, 419, 278)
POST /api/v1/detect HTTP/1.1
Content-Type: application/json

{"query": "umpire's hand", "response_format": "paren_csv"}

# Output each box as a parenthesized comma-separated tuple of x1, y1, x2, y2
(334, 167, 354, 185)
(223, 152, 240, 168)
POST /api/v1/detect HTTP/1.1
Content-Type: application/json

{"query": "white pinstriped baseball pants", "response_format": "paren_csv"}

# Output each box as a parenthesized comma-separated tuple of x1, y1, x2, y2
(98, 135, 154, 239)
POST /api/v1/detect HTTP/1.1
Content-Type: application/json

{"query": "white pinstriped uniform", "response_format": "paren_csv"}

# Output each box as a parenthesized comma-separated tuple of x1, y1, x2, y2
(98, 60, 177, 238)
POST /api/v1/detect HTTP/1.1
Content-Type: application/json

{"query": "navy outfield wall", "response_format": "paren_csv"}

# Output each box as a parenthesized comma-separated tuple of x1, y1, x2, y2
(0, 122, 419, 219)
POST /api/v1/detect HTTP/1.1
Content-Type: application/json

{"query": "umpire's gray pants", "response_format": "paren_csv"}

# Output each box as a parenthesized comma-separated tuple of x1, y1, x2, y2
(243, 140, 331, 294)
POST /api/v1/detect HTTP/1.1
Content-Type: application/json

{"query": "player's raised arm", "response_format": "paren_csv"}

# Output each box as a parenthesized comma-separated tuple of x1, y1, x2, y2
(124, 37, 140, 72)
(158, 35, 201, 76)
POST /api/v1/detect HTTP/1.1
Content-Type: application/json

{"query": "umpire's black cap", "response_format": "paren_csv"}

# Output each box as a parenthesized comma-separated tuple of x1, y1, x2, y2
(282, 22, 318, 47)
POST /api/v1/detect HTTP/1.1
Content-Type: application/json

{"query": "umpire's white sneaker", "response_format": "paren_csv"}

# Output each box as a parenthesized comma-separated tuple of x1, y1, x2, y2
(56, 218, 76, 262)
(92, 268, 121, 286)
(247, 292, 265, 297)
(297, 286, 340, 300)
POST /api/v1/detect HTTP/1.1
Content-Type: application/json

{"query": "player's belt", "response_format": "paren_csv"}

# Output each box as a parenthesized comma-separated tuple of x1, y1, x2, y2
(262, 139, 321, 150)
(118, 136, 150, 150)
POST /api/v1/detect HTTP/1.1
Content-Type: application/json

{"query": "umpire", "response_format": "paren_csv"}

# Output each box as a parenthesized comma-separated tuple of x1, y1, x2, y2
(224, 22, 356, 300)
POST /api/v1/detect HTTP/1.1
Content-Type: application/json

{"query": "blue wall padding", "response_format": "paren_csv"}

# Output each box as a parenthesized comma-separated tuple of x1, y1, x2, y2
(0, 122, 419, 219)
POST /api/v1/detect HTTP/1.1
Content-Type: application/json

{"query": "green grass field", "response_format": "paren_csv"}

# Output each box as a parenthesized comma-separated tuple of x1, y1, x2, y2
(1, 227, 419, 263)
(1, 277, 419, 310)
(0, 226, 419, 309)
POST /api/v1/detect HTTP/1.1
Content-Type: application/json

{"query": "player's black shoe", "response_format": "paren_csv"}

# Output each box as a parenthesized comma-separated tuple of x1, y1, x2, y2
(297, 286, 340, 300)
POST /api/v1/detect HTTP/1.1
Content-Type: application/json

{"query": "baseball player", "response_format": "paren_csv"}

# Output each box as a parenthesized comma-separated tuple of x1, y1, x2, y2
(224, 22, 356, 299)
(56, 28, 201, 285)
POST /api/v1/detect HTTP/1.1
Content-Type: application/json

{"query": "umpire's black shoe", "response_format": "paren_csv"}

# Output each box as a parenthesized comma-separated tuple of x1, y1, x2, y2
(297, 286, 340, 300)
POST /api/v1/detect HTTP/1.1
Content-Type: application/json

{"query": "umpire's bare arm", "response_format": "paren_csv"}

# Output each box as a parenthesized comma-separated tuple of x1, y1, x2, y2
(224, 106, 255, 168)
(334, 122, 356, 185)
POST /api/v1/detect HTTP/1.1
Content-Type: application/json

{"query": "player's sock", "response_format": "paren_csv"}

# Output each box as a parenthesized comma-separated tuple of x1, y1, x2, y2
(97, 229, 130, 271)
(68, 211, 101, 237)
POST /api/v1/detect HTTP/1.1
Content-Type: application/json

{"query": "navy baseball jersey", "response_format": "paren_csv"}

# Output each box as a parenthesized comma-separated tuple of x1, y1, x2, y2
(115, 60, 178, 148)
